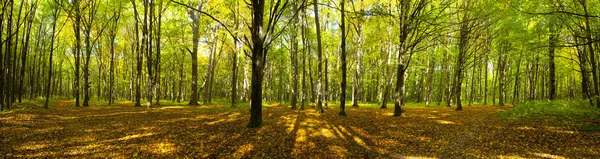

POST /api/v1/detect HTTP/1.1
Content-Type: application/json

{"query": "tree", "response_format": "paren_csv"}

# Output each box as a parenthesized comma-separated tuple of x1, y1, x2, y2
(313, 0, 324, 113)
(186, 1, 202, 106)
(339, 0, 347, 116)
(45, 0, 61, 109)
(108, 3, 123, 106)
(247, 0, 298, 128)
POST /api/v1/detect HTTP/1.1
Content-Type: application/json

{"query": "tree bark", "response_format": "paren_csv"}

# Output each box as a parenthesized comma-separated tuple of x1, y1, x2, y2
(339, 0, 346, 116)
(313, 0, 324, 113)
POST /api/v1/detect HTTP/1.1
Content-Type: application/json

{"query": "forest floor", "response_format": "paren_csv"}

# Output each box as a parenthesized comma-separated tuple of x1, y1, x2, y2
(1, 100, 599, 158)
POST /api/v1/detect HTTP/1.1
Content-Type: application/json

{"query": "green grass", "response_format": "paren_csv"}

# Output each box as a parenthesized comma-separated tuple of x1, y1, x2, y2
(580, 124, 600, 132)
(500, 100, 600, 124)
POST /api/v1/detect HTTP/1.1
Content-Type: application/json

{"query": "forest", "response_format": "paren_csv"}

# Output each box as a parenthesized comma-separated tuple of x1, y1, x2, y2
(1, 0, 600, 158)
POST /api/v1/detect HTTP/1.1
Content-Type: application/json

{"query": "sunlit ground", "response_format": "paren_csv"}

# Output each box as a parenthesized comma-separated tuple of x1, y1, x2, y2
(1, 100, 599, 158)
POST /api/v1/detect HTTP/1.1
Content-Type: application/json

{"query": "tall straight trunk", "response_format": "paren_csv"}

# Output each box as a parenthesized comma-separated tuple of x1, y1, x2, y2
(468, 53, 477, 106)
(444, 48, 452, 107)
(484, 44, 489, 105)
(581, 0, 599, 108)
(145, 0, 155, 109)
(575, 36, 592, 105)
(178, 51, 184, 103)
(247, 0, 266, 128)
(109, 11, 121, 105)
(353, 28, 363, 107)
(0, 0, 6, 110)
(109, 37, 115, 105)
(290, 1, 299, 109)
(83, 23, 93, 106)
(339, 0, 346, 116)
(4, 0, 14, 109)
(11, 0, 24, 104)
(548, 32, 557, 100)
(45, 5, 59, 108)
(155, 1, 163, 105)
(301, 5, 307, 111)
(425, 46, 434, 106)
(513, 50, 523, 104)
(313, 0, 324, 113)
(381, 26, 393, 109)
(498, 43, 507, 106)
(19, 3, 35, 104)
(232, 37, 239, 107)
(393, 61, 406, 116)
(131, 0, 142, 107)
(308, 50, 315, 104)
(187, 2, 202, 106)
(454, 2, 470, 111)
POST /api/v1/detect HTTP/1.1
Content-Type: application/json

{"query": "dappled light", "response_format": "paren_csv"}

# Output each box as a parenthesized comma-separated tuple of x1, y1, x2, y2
(435, 120, 456, 125)
(1, 100, 599, 158)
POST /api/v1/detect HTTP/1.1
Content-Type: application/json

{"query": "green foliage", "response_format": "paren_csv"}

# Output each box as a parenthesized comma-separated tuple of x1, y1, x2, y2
(500, 100, 600, 123)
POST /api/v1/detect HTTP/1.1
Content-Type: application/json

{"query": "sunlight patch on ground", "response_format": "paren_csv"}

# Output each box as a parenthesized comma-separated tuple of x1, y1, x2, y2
(497, 155, 527, 159)
(351, 126, 375, 138)
(234, 143, 254, 158)
(353, 136, 370, 150)
(416, 136, 431, 142)
(34, 126, 64, 133)
(543, 126, 577, 134)
(392, 156, 437, 159)
(88, 111, 146, 118)
(69, 135, 97, 142)
(47, 115, 77, 120)
(320, 128, 336, 138)
(531, 152, 566, 159)
(327, 145, 348, 157)
(296, 129, 307, 142)
(19, 142, 49, 150)
(435, 120, 456, 125)
(301, 118, 323, 127)
(103, 133, 155, 142)
(157, 106, 188, 110)
(337, 126, 352, 136)
(206, 113, 239, 125)
(516, 126, 536, 130)
(277, 114, 298, 134)
(331, 126, 347, 139)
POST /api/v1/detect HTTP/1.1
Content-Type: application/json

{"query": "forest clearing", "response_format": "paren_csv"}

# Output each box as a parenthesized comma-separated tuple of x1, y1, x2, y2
(2, 0, 600, 158)
(1, 100, 599, 158)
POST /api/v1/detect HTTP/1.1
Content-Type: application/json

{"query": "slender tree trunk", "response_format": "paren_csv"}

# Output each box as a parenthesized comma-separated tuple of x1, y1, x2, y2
(548, 32, 557, 100)
(301, 5, 307, 111)
(339, 0, 346, 116)
(290, 1, 299, 109)
(19, 4, 35, 104)
(313, 0, 324, 113)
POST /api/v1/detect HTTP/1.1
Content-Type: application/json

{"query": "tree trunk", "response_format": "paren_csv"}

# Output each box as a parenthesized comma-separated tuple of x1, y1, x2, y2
(290, 1, 299, 109)
(187, 2, 203, 106)
(247, 0, 266, 128)
(339, 0, 346, 116)
(313, 0, 324, 113)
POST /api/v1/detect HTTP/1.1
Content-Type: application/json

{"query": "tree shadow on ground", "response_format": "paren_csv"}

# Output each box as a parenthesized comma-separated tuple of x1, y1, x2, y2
(0, 100, 599, 158)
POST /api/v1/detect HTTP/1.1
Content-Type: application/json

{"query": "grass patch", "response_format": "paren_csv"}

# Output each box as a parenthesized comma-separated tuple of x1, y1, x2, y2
(500, 100, 600, 124)
(580, 124, 600, 132)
